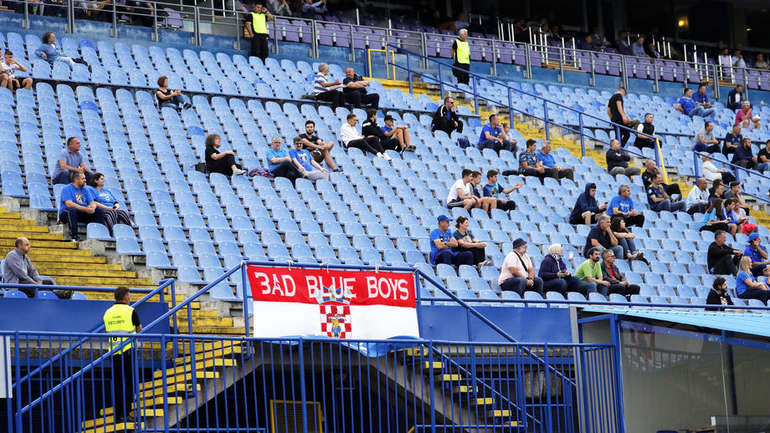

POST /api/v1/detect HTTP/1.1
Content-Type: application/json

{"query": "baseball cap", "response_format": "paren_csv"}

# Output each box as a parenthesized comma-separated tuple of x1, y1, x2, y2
(383, 115, 394, 122)
(437, 215, 451, 223)
(749, 233, 760, 241)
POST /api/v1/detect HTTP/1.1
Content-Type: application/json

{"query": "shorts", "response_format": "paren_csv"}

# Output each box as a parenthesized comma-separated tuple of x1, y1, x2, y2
(446, 198, 466, 208)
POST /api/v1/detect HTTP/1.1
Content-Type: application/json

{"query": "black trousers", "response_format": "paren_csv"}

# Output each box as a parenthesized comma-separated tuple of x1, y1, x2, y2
(103, 208, 132, 232)
(380, 137, 401, 151)
(345, 138, 383, 155)
(687, 203, 709, 215)
(454, 246, 486, 265)
(271, 161, 303, 184)
(432, 118, 464, 135)
(345, 90, 379, 109)
(663, 183, 681, 197)
(608, 283, 640, 297)
(622, 214, 645, 227)
(700, 222, 730, 233)
(453, 62, 470, 85)
(251, 33, 269, 61)
(112, 349, 135, 420)
(207, 154, 240, 176)
(738, 289, 770, 305)
(60, 207, 110, 238)
(496, 199, 516, 211)
(710, 254, 741, 275)
(316, 90, 345, 109)
(612, 117, 630, 146)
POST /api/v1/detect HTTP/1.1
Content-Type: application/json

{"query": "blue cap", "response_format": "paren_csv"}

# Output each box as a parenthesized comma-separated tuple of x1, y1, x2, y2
(437, 215, 451, 223)
(749, 233, 760, 241)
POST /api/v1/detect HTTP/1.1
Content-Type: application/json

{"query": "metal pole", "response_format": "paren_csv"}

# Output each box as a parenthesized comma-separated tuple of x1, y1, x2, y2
(524, 43, 532, 79)
(652, 59, 659, 93)
(23, 0, 29, 29)
(528, 27, 532, 45)
(420, 32, 427, 69)
(703, 52, 708, 83)
(152, 5, 158, 42)
(349, 23, 355, 62)
(558, 45, 564, 83)
(579, 113, 585, 157)
(491, 39, 497, 76)
(543, 33, 549, 64)
(272, 19, 279, 54)
(472, 76, 479, 115)
(510, 23, 514, 43)
(508, 87, 514, 129)
(543, 100, 550, 141)
(683, 44, 687, 64)
(111, 0, 117, 37)
(590, 55, 595, 87)
(713, 64, 720, 99)
(193, 6, 200, 46)
(355, 8, 359, 25)
(311, 20, 318, 58)
(621, 56, 628, 89)
(743, 69, 749, 98)
(234, 11, 241, 50)
(572, 37, 577, 68)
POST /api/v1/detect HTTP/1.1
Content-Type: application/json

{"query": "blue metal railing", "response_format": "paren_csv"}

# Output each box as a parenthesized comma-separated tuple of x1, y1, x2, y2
(692, 149, 770, 205)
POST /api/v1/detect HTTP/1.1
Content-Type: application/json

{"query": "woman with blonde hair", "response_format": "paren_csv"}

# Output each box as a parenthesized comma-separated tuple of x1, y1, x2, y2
(736, 256, 770, 304)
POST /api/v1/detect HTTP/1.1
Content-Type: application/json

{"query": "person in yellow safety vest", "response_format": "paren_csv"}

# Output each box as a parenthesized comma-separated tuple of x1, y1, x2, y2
(452, 28, 470, 85)
(245, 2, 274, 61)
(103, 286, 142, 423)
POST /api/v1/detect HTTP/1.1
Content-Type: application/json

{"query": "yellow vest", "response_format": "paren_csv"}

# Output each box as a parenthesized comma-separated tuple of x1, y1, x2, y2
(251, 12, 268, 35)
(454, 39, 470, 65)
(103, 303, 136, 354)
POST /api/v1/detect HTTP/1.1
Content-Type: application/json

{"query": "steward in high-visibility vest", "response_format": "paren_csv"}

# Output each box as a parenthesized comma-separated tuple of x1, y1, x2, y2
(452, 28, 471, 85)
(103, 286, 141, 422)
(246, 3, 274, 61)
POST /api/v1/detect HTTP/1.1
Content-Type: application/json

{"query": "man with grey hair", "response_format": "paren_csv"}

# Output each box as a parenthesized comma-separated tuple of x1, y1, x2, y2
(606, 139, 640, 177)
(3, 237, 42, 297)
(538, 244, 596, 296)
(311, 63, 345, 109)
(608, 184, 645, 227)
(583, 215, 624, 259)
(686, 177, 710, 215)
(451, 28, 471, 85)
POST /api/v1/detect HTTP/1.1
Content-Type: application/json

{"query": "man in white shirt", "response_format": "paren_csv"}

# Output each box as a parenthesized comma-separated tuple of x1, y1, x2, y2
(686, 177, 710, 215)
(446, 169, 478, 210)
(339, 113, 388, 159)
(498, 238, 544, 295)
(700, 154, 736, 184)
(0, 50, 33, 91)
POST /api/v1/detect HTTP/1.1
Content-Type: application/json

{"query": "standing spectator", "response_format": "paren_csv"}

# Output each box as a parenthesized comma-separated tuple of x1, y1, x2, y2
(718, 48, 733, 71)
(87, 173, 131, 227)
(299, 120, 337, 172)
(642, 160, 681, 198)
(339, 113, 387, 158)
(266, 137, 302, 184)
(693, 84, 712, 109)
(498, 238, 544, 295)
(701, 154, 736, 183)
(732, 137, 757, 170)
(570, 183, 607, 225)
(633, 113, 656, 149)
(381, 115, 415, 152)
(453, 216, 489, 267)
(606, 139, 641, 177)
(430, 215, 474, 267)
(482, 169, 522, 212)
(34, 31, 88, 69)
(757, 140, 770, 173)
(575, 247, 611, 296)
(600, 248, 641, 297)
(699, 199, 733, 234)
(539, 243, 596, 296)
(312, 63, 345, 109)
(478, 114, 516, 153)
(610, 216, 646, 262)
(431, 97, 463, 135)
(204, 134, 247, 176)
(607, 87, 633, 146)
(446, 169, 478, 210)
(686, 178, 710, 214)
(692, 121, 722, 154)
(707, 230, 743, 275)
(726, 84, 745, 111)
(583, 215, 624, 260)
(52, 137, 92, 185)
(289, 136, 329, 182)
(735, 101, 752, 127)
(735, 256, 770, 304)
(706, 277, 735, 311)
(676, 88, 715, 118)
(361, 109, 401, 152)
(155, 76, 191, 111)
(59, 172, 110, 242)
(647, 173, 686, 212)
(722, 123, 742, 156)
(3, 237, 42, 297)
(245, 2, 273, 61)
(745, 233, 770, 277)
(519, 139, 552, 182)
(342, 67, 379, 109)
(755, 53, 769, 69)
(537, 141, 574, 180)
(451, 29, 471, 85)
(0, 50, 32, 91)
(631, 36, 646, 57)
(607, 184, 645, 227)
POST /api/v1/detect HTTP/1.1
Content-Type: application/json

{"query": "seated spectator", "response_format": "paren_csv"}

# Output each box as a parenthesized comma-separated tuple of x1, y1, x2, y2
(608, 184, 645, 228)
(339, 113, 387, 159)
(732, 137, 757, 170)
(87, 172, 131, 227)
(155, 76, 190, 111)
(575, 247, 611, 296)
(647, 173, 686, 212)
(645, 41, 661, 58)
(300, 0, 327, 17)
(755, 53, 769, 70)
(686, 178, 710, 214)
(719, 48, 734, 70)
(701, 154, 736, 183)
(631, 36, 646, 57)
(735, 256, 770, 304)
(724, 181, 751, 216)
(266, 137, 302, 184)
(538, 244, 595, 296)
(290, 136, 329, 182)
(498, 238, 544, 295)
(706, 277, 735, 311)
(733, 50, 747, 69)
(34, 31, 88, 69)
(606, 139, 641, 177)
(381, 115, 415, 152)
(537, 141, 574, 181)
(692, 121, 721, 154)
(600, 249, 641, 298)
(709, 180, 726, 202)
(431, 96, 463, 135)
(722, 123, 743, 155)
(446, 169, 478, 210)
(699, 199, 733, 234)
(0, 50, 32, 92)
(299, 120, 337, 171)
(499, 122, 518, 150)
(735, 101, 752, 127)
(745, 233, 770, 278)
(757, 140, 770, 174)
(3, 237, 42, 297)
(583, 215, 624, 260)
(750, 115, 762, 130)
(610, 216, 647, 262)
(633, 113, 656, 149)
(569, 183, 608, 225)
(311, 63, 345, 109)
(453, 216, 490, 267)
(430, 215, 473, 267)
(692, 84, 712, 109)
(59, 172, 110, 242)
(52, 137, 92, 185)
(726, 84, 745, 111)
(469, 171, 498, 213)
(482, 169, 522, 212)
(478, 114, 516, 154)
(707, 230, 743, 275)
(725, 198, 756, 236)
(675, 87, 715, 118)
(519, 139, 554, 182)
(342, 67, 379, 109)
(204, 134, 247, 176)
(361, 109, 401, 152)
(579, 34, 596, 51)
(642, 161, 681, 199)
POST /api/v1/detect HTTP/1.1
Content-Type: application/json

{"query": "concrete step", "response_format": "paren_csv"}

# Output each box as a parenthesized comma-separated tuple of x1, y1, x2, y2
(42, 268, 137, 278)
(51, 276, 154, 286)
(138, 371, 220, 391)
(0, 224, 49, 233)
(0, 239, 75, 249)
(82, 410, 163, 429)
(174, 345, 243, 364)
(176, 317, 234, 328)
(36, 262, 123, 271)
(154, 358, 237, 378)
(81, 420, 144, 433)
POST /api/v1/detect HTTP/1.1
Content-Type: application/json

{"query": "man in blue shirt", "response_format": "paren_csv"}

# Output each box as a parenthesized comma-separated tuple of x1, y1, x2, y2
(265, 137, 302, 184)
(429, 215, 473, 267)
(744, 233, 770, 277)
(289, 136, 329, 182)
(478, 114, 516, 154)
(482, 169, 523, 212)
(537, 141, 574, 180)
(676, 87, 715, 118)
(722, 123, 742, 156)
(607, 184, 645, 227)
(693, 84, 712, 109)
(59, 172, 109, 241)
(52, 137, 92, 185)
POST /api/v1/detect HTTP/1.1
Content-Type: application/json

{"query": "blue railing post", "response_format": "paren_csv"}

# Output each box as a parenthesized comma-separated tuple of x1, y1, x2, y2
(241, 263, 250, 337)
(297, 337, 310, 433)
(693, 151, 701, 178)
(610, 316, 626, 433)
(507, 87, 514, 129)
(472, 76, 479, 115)
(406, 54, 413, 95)
(543, 100, 550, 142)
(160, 334, 170, 433)
(437, 63, 444, 99)
(427, 340, 437, 433)
(544, 343, 553, 433)
(578, 113, 586, 158)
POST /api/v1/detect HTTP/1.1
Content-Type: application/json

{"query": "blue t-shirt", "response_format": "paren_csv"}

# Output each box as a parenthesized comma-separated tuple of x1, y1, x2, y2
(736, 270, 753, 296)
(537, 151, 556, 168)
(724, 133, 742, 149)
(87, 186, 117, 206)
(482, 182, 506, 198)
(744, 245, 767, 264)
(608, 196, 634, 216)
(646, 185, 664, 206)
(381, 125, 393, 134)
(60, 184, 93, 214)
(693, 92, 709, 104)
(52, 149, 84, 179)
(266, 148, 289, 171)
(678, 97, 696, 115)
(478, 123, 501, 145)
(289, 148, 314, 171)
(429, 228, 454, 264)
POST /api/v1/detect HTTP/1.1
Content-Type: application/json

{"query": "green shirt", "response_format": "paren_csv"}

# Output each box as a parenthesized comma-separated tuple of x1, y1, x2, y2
(575, 260, 602, 281)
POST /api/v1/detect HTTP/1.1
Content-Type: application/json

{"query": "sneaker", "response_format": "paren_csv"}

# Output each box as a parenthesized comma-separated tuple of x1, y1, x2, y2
(376, 152, 385, 158)
(383, 153, 392, 161)
(478, 259, 492, 267)
(232, 168, 247, 175)
(71, 235, 80, 242)
(183, 102, 192, 110)
(406, 145, 417, 152)
(637, 252, 650, 265)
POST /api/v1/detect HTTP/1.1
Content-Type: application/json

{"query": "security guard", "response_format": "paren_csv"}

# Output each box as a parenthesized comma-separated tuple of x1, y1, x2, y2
(452, 28, 470, 85)
(245, 2, 274, 61)
(103, 286, 142, 422)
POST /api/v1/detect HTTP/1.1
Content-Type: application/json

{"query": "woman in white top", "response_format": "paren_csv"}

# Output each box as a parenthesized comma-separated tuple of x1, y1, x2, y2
(701, 154, 736, 183)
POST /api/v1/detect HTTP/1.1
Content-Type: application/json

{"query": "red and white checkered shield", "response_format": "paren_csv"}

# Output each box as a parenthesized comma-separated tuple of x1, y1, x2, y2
(319, 302, 352, 339)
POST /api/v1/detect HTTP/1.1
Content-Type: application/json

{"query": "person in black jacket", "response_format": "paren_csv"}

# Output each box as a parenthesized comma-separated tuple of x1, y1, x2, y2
(569, 183, 608, 225)
(600, 249, 640, 298)
(361, 109, 401, 152)
(707, 230, 743, 275)
(726, 84, 744, 111)
(431, 97, 463, 135)
(706, 277, 735, 311)
(633, 113, 656, 149)
(606, 139, 641, 177)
